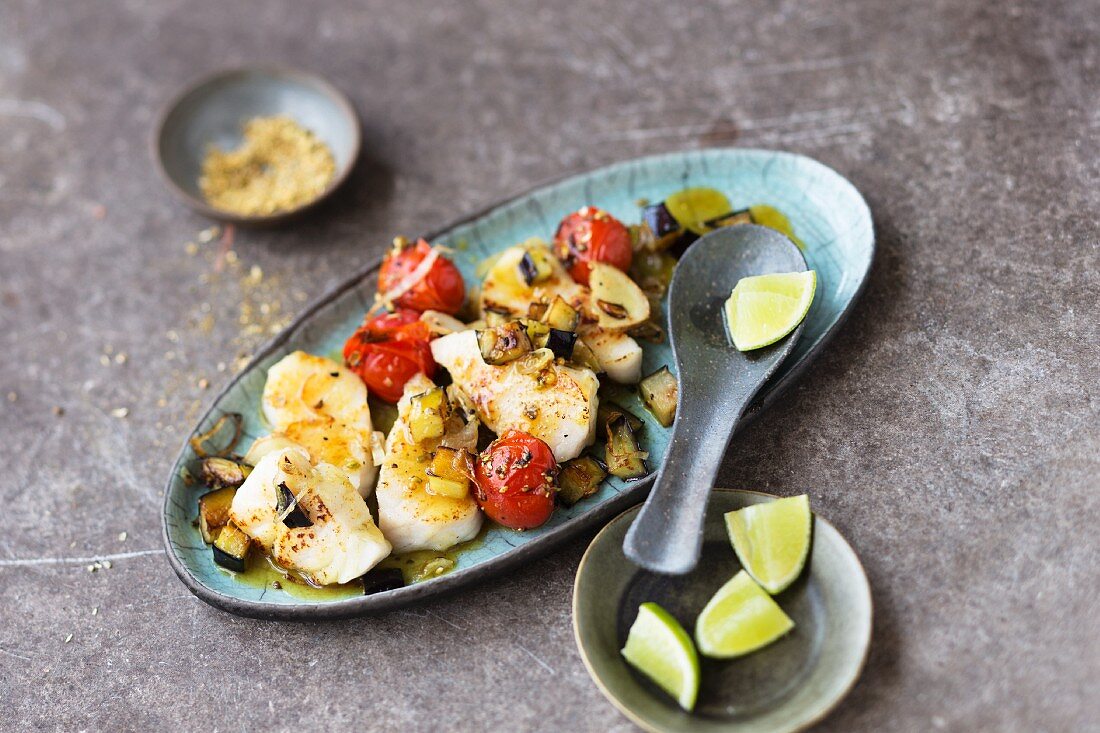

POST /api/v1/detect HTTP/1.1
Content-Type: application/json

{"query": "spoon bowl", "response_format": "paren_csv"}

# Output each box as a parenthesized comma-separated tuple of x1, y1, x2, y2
(622, 225, 808, 574)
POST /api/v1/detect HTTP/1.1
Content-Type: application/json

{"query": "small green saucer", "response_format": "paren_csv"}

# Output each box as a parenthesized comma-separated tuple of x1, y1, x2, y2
(573, 490, 871, 733)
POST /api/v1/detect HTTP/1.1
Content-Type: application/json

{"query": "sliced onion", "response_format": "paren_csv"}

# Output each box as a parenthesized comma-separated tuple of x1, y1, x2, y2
(189, 412, 244, 459)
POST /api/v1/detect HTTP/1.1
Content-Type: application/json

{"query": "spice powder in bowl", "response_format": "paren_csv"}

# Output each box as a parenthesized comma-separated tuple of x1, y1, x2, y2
(199, 115, 336, 217)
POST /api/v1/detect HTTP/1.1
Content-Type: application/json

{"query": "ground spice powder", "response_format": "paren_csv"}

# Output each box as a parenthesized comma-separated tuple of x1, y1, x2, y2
(199, 116, 336, 216)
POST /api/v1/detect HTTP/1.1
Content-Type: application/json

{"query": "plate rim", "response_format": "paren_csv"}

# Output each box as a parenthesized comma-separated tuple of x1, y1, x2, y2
(571, 488, 874, 733)
(160, 148, 875, 620)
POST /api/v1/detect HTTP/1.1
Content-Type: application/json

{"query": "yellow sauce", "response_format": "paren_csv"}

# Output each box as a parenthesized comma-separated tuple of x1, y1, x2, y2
(748, 204, 804, 249)
(221, 524, 490, 599)
(228, 554, 363, 601)
(378, 525, 488, 584)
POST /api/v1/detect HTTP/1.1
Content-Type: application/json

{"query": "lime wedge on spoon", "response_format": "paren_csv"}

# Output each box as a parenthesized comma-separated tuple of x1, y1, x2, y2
(725, 494, 812, 594)
(620, 602, 701, 711)
(724, 270, 816, 351)
(694, 570, 795, 658)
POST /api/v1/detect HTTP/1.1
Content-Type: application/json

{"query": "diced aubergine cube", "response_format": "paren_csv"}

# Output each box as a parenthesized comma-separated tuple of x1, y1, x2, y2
(478, 321, 533, 365)
(426, 447, 472, 499)
(361, 567, 406, 595)
(544, 328, 577, 360)
(571, 338, 602, 373)
(212, 523, 251, 572)
(427, 475, 469, 499)
(198, 486, 237, 544)
(275, 482, 312, 529)
(408, 387, 451, 444)
(483, 309, 512, 328)
(597, 401, 645, 438)
(639, 366, 679, 427)
(558, 456, 607, 506)
(526, 300, 549, 321)
(543, 295, 579, 332)
(641, 202, 684, 250)
(605, 416, 649, 480)
(517, 249, 553, 285)
(524, 319, 551, 347)
(200, 457, 252, 489)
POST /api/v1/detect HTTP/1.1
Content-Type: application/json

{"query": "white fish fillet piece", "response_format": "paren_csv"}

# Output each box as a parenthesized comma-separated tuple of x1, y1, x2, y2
(259, 351, 380, 496)
(375, 374, 483, 553)
(430, 330, 599, 461)
(230, 446, 390, 585)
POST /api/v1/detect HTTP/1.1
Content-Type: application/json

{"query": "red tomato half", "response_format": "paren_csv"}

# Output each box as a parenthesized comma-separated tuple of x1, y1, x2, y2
(378, 239, 466, 314)
(343, 317, 436, 403)
(473, 430, 558, 530)
(552, 206, 633, 286)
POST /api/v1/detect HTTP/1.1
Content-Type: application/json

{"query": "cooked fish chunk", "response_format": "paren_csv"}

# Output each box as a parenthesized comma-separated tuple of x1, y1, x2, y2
(273, 463, 391, 585)
(259, 351, 380, 496)
(262, 351, 374, 434)
(430, 330, 599, 461)
(231, 446, 307, 551)
(245, 420, 380, 497)
(578, 325, 643, 384)
(480, 241, 587, 319)
(229, 446, 390, 585)
(375, 375, 483, 554)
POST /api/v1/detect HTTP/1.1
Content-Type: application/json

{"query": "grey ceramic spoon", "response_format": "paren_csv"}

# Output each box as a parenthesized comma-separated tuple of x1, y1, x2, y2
(622, 225, 809, 574)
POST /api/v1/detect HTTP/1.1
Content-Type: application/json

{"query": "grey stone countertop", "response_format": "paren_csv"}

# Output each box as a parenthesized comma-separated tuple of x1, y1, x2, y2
(1, 1, 1096, 731)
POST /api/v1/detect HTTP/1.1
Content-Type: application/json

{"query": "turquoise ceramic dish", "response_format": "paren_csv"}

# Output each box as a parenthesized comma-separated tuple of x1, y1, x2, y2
(162, 148, 874, 619)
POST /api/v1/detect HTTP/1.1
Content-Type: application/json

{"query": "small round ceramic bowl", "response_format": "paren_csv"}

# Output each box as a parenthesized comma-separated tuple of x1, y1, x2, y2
(153, 67, 360, 226)
(573, 489, 872, 733)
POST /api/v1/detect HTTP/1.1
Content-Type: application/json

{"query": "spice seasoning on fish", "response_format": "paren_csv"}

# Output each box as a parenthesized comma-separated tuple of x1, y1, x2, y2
(199, 116, 336, 216)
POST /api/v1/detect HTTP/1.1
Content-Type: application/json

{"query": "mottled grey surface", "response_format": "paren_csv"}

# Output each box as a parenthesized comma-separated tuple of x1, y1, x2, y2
(1, 0, 1097, 731)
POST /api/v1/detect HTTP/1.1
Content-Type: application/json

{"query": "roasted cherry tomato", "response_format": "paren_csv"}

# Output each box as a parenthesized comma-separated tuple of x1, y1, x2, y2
(359, 308, 424, 340)
(473, 430, 558, 529)
(343, 313, 436, 403)
(378, 238, 466, 314)
(552, 206, 633, 286)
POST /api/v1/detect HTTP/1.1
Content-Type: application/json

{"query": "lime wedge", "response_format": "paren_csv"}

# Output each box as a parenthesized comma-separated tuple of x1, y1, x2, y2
(725, 494, 812, 594)
(665, 187, 732, 235)
(724, 270, 816, 351)
(620, 602, 701, 711)
(694, 571, 795, 658)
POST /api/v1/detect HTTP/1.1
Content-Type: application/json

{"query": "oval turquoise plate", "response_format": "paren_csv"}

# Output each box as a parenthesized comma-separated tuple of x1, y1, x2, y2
(162, 148, 874, 619)
(573, 490, 872, 733)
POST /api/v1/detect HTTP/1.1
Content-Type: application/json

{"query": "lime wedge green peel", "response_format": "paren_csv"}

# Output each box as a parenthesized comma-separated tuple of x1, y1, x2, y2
(725, 494, 812, 594)
(724, 270, 816, 351)
(620, 602, 701, 711)
(694, 570, 795, 658)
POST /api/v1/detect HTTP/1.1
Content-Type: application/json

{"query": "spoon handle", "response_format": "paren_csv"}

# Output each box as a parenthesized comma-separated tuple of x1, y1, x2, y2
(622, 396, 744, 574)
